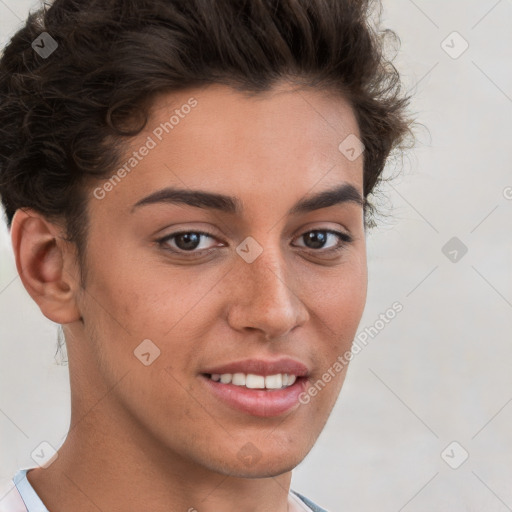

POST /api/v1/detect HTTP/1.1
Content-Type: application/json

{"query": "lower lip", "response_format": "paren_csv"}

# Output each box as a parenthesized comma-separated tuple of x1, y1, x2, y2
(200, 375, 308, 417)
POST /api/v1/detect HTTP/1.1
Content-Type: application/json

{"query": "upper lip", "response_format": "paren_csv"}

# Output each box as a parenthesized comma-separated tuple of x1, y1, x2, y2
(201, 358, 310, 377)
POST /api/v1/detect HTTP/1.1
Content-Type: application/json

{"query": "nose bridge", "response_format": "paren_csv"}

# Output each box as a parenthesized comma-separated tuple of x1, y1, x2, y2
(227, 239, 307, 338)
(248, 246, 290, 304)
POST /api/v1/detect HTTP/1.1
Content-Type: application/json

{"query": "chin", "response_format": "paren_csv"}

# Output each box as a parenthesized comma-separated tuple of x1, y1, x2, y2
(202, 444, 310, 478)
(221, 459, 302, 479)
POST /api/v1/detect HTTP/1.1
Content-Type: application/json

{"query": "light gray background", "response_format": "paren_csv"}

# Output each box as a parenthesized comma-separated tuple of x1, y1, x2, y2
(1, 1, 511, 511)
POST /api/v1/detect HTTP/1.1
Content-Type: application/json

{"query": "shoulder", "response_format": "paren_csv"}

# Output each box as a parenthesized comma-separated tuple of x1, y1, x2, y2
(291, 489, 330, 512)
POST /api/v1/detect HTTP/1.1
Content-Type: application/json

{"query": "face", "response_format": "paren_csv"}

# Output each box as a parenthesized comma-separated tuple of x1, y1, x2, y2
(71, 81, 368, 477)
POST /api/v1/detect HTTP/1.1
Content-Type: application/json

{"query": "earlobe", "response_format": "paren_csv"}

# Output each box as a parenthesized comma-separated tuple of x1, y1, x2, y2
(10, 208, 83, 324)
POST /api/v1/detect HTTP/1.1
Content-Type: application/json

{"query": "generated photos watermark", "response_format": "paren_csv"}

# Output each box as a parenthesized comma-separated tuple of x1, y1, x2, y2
(299, 301, 403, 405)
(93, 97, 198, 200)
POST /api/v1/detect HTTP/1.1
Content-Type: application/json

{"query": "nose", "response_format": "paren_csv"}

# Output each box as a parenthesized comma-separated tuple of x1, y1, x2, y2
(226, 248, 309, 340)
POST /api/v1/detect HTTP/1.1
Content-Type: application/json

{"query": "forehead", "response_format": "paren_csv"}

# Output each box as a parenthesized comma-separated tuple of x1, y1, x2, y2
(91, 82, 364, 217)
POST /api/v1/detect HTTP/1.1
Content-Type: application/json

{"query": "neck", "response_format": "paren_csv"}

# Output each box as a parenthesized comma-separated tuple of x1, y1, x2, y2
(26, 396, 294, 512)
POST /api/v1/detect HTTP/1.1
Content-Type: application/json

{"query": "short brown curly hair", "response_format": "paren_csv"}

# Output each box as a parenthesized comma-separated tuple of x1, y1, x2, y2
(0, 0, 414, 275)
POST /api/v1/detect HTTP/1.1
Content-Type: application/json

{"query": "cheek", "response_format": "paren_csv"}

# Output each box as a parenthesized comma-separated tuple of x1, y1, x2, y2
(329, 283, 366, 331)
(311, 266, 367, 326)
(82, 264, 218, 386)
(85, 252, 174, 334)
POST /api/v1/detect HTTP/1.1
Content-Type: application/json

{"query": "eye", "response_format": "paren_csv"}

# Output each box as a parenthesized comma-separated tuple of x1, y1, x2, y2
(157, 230, 221, 255)
(156, 228, 353, 258)
(293, 229, 353, 254)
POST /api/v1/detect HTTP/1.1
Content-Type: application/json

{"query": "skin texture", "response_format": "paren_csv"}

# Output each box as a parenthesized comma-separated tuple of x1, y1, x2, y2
(10, 81, 368, 512)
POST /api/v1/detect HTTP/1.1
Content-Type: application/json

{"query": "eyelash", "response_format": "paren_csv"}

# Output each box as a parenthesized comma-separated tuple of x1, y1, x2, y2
(156, 229, 353, 258)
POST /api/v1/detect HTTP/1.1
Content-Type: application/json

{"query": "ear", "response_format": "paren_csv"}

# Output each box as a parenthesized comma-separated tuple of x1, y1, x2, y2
(10, 208, 82, 324)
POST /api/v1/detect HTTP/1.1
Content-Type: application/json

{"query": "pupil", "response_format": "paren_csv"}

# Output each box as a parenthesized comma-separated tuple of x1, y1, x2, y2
(306, 231, 326, 249)
(177, 233, 200, 250)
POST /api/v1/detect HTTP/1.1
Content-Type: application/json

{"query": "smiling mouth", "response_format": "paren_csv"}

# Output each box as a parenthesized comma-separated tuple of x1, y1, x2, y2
(200, 370, 308, 417)
(203, 372, 299, 390)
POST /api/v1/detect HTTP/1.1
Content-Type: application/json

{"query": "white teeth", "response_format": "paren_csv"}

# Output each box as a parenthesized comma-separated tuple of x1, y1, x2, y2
(265, 374, 282, 389)
(245, 374, 265, 389)
(208, 372, 297, 389)
(232, 373, 246, 386)
(220, 374, 232, 384)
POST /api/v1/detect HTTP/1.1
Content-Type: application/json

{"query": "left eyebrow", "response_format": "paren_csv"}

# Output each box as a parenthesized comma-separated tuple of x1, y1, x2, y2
(130, 182, 364, 215)
(289, 183, 364, 215)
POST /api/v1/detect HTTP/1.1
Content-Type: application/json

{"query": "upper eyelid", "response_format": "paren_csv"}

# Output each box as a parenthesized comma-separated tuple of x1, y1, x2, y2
(159, 230, 220, 247)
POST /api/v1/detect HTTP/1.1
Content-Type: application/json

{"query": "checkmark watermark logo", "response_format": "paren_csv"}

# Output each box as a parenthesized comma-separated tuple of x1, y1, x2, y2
(441, 441, 469, 469)
(236, 236, 264, 264)
(338, 134, 365, 162)
(31, 32, 58, 59)
(134, 339, 161, 366)
(30, 441, 59, 468)
(237, 442, 263, 467)
(442, 236, 468, 263)
(441, 31, 469, 59)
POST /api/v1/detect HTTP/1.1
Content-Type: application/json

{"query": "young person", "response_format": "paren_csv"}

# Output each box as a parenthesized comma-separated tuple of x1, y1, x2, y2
(0, 0, 414, 510)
